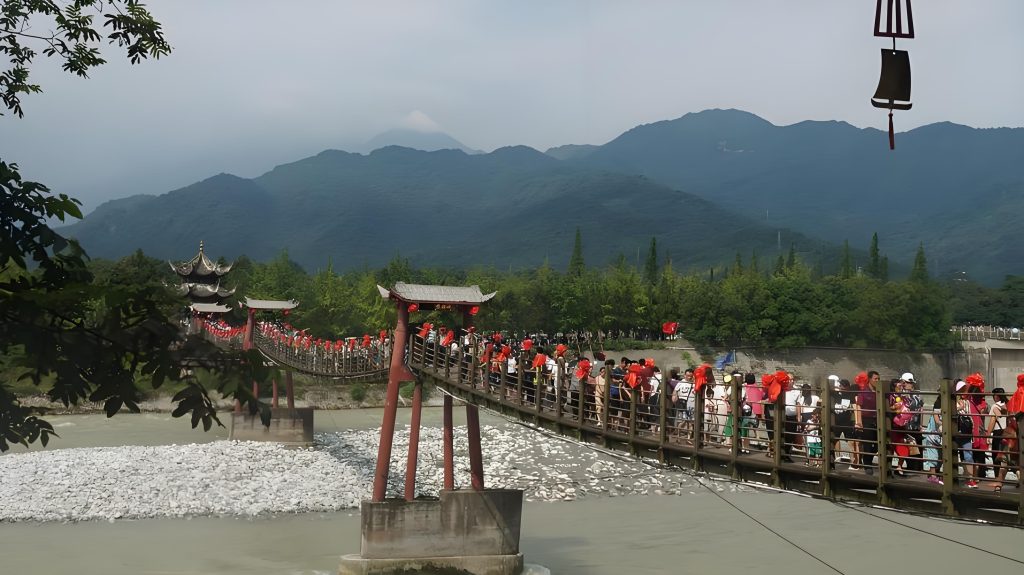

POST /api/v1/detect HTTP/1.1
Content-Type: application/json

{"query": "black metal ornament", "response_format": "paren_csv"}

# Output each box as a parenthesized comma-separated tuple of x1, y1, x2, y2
(872, 0, 915, 150)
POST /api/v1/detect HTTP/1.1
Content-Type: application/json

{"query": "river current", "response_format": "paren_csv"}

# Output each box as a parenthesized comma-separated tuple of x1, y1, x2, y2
(1, 409, 1022, 575)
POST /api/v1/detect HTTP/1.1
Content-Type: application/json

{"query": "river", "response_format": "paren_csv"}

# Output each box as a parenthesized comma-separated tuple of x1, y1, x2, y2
(2, 409, 1022, 575)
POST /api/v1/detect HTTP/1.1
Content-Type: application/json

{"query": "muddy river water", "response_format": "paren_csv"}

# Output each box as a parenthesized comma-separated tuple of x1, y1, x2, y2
(1, 409, 1021, 575)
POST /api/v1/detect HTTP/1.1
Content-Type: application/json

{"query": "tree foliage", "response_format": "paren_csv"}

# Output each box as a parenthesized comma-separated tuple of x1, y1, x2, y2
(189, 231, 958, 354)
(0, 2, 268, 452)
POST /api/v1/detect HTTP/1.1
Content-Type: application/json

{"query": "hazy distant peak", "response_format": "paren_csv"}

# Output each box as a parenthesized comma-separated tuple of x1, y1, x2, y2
(314, 149, 362, 159)
(906, 121, 976, 134)
(678, 108, 773, 124)
(363, 128, 481, 154)
(487, 145, 558, 165)
(545, 143, 599, 160)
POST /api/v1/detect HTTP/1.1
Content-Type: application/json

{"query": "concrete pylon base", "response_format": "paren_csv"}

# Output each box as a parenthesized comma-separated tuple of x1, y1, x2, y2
(341, 489, 524, 575)
(228, 407, 314, 447)
(337, 552, 523, 575)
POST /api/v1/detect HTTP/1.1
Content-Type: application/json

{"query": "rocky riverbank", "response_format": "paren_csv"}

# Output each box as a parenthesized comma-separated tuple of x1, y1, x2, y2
(0, 423, 748, 523)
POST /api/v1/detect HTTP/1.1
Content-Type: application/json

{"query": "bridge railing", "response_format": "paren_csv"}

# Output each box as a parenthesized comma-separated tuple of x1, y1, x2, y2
(951, 325, 1023, 342)
(253, 330, 391, 380)
(408, 333, 1024, 525)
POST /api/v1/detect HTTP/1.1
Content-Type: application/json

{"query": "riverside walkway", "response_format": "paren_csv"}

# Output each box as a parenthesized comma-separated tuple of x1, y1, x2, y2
(403, 332, 1024, 526)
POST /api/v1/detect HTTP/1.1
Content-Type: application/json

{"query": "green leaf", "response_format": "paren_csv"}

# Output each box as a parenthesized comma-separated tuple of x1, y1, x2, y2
(103, 398, 122, 418)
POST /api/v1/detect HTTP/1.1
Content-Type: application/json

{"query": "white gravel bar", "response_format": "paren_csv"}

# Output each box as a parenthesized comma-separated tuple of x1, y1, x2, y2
(0, 423, 743, 523)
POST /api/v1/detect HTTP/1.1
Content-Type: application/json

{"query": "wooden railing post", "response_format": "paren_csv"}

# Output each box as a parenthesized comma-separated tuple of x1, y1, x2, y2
(578, 369, 587, 424)
(534, 360, 543, 417)
(659, 378, 669, 455)
(443, 337, 452, 379)
(1016, 411, 1023, 524)
(730, 378, 740, 472)
(555, 363, 564, 421)
(628, 385, 638, 442)
(694, 386, 706, 470)
(772, 394, 783, 479)
(939, 380, 955, 515)
(432, 335, 440, 375)
(455, 340, 465, 386)
(469, 337, 479, 389)
(601, 370, 611, 434)
(516, 352, 524, 407)
(876, 384, 890, 500)
(499, 359, 508, 402)
(821, 382, 833, 492)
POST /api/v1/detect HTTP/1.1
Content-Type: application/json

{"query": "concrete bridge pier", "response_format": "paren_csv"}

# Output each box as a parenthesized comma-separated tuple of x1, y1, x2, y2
(338, 489, 524, 575)
(347, 283, 521, 574)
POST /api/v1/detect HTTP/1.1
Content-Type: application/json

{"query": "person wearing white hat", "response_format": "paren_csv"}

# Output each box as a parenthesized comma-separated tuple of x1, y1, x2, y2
(954, 380, 979, 488)
(899, 372, 925, 472)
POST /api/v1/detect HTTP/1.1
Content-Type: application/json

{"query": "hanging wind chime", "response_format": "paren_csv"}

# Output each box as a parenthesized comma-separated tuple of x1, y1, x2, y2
(871, 0, 915, 150)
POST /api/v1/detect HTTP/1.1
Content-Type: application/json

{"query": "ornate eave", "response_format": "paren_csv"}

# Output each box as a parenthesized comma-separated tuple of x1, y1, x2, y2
(170, 241, 232, 279)
(191, 302, 232, 314)
(377, 282, 497, 305)
(177, 282, 236, 300)
(242, 297, 300, 310)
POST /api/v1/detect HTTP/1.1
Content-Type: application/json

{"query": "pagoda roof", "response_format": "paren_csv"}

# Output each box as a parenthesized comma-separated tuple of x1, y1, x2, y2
(191, 303, 232, 314)
(243, 297, 300, 310)
(170, 241, 232, 278)
(177, 282, 236, 299)
(377, 282, 497, 305)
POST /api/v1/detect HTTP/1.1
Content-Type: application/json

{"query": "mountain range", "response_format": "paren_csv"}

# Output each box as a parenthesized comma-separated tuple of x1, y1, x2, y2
(61, 109, 1024, 283)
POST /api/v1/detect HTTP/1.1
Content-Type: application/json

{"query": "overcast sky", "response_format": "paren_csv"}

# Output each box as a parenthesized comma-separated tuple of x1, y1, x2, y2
(2, 0, 1022, 214)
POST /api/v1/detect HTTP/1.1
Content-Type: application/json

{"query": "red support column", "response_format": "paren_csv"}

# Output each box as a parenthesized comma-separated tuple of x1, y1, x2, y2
(241, 308, 257, 414)
(242, 308, 256, 351)
(285, 370, 295, 409)
(443, 394, 454, 490)
(466, 403, 484, 491)
(271, 377, 279, 408)
(404, 382, 423, 501)
(463, 307, 484, 491)
(372, 302, 413, 502)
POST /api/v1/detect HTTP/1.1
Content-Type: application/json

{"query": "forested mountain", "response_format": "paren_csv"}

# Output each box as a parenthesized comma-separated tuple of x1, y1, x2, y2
(62, 109, 1022, 282)
(573, 109, 1024, 283)
(62, 145, 832, 274)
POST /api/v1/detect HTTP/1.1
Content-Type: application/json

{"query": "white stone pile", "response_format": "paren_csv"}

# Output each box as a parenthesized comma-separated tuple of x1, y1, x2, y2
(0, 422, 748, 523)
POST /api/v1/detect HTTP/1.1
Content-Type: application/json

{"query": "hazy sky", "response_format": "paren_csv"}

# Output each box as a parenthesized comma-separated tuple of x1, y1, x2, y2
(2, 0, 1023, 214)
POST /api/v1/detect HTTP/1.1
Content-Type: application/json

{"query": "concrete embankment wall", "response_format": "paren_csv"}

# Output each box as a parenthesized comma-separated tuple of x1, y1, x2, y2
(625, 344, 1018, 392)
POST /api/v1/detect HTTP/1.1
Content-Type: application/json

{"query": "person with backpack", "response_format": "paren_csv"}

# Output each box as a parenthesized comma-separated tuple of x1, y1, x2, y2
(922, 395, 944, 485)
(955, 380, 979, 488)
(985, 387, 1010, 492)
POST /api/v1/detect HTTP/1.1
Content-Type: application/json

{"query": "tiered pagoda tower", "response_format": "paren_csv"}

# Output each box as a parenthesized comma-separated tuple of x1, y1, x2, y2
(171, 241, 235, 329)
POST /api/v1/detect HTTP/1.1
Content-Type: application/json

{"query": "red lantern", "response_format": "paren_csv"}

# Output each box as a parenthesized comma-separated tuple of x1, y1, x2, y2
(417, 323, 433, 339)
(283, 309, 290, 316)
(469, 305, 480, 316)
(408, 303, 419, 313)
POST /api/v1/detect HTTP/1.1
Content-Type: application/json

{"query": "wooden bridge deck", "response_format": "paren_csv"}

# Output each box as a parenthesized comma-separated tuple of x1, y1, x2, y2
(406, 335, 1024, 526)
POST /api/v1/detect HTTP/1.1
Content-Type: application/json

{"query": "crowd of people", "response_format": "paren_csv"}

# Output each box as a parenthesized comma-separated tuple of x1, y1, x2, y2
(419, 327, 1024, 492)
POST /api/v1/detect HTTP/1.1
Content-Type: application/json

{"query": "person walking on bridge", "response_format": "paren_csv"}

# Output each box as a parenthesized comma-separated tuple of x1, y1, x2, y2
(854, 370, 881, 474)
